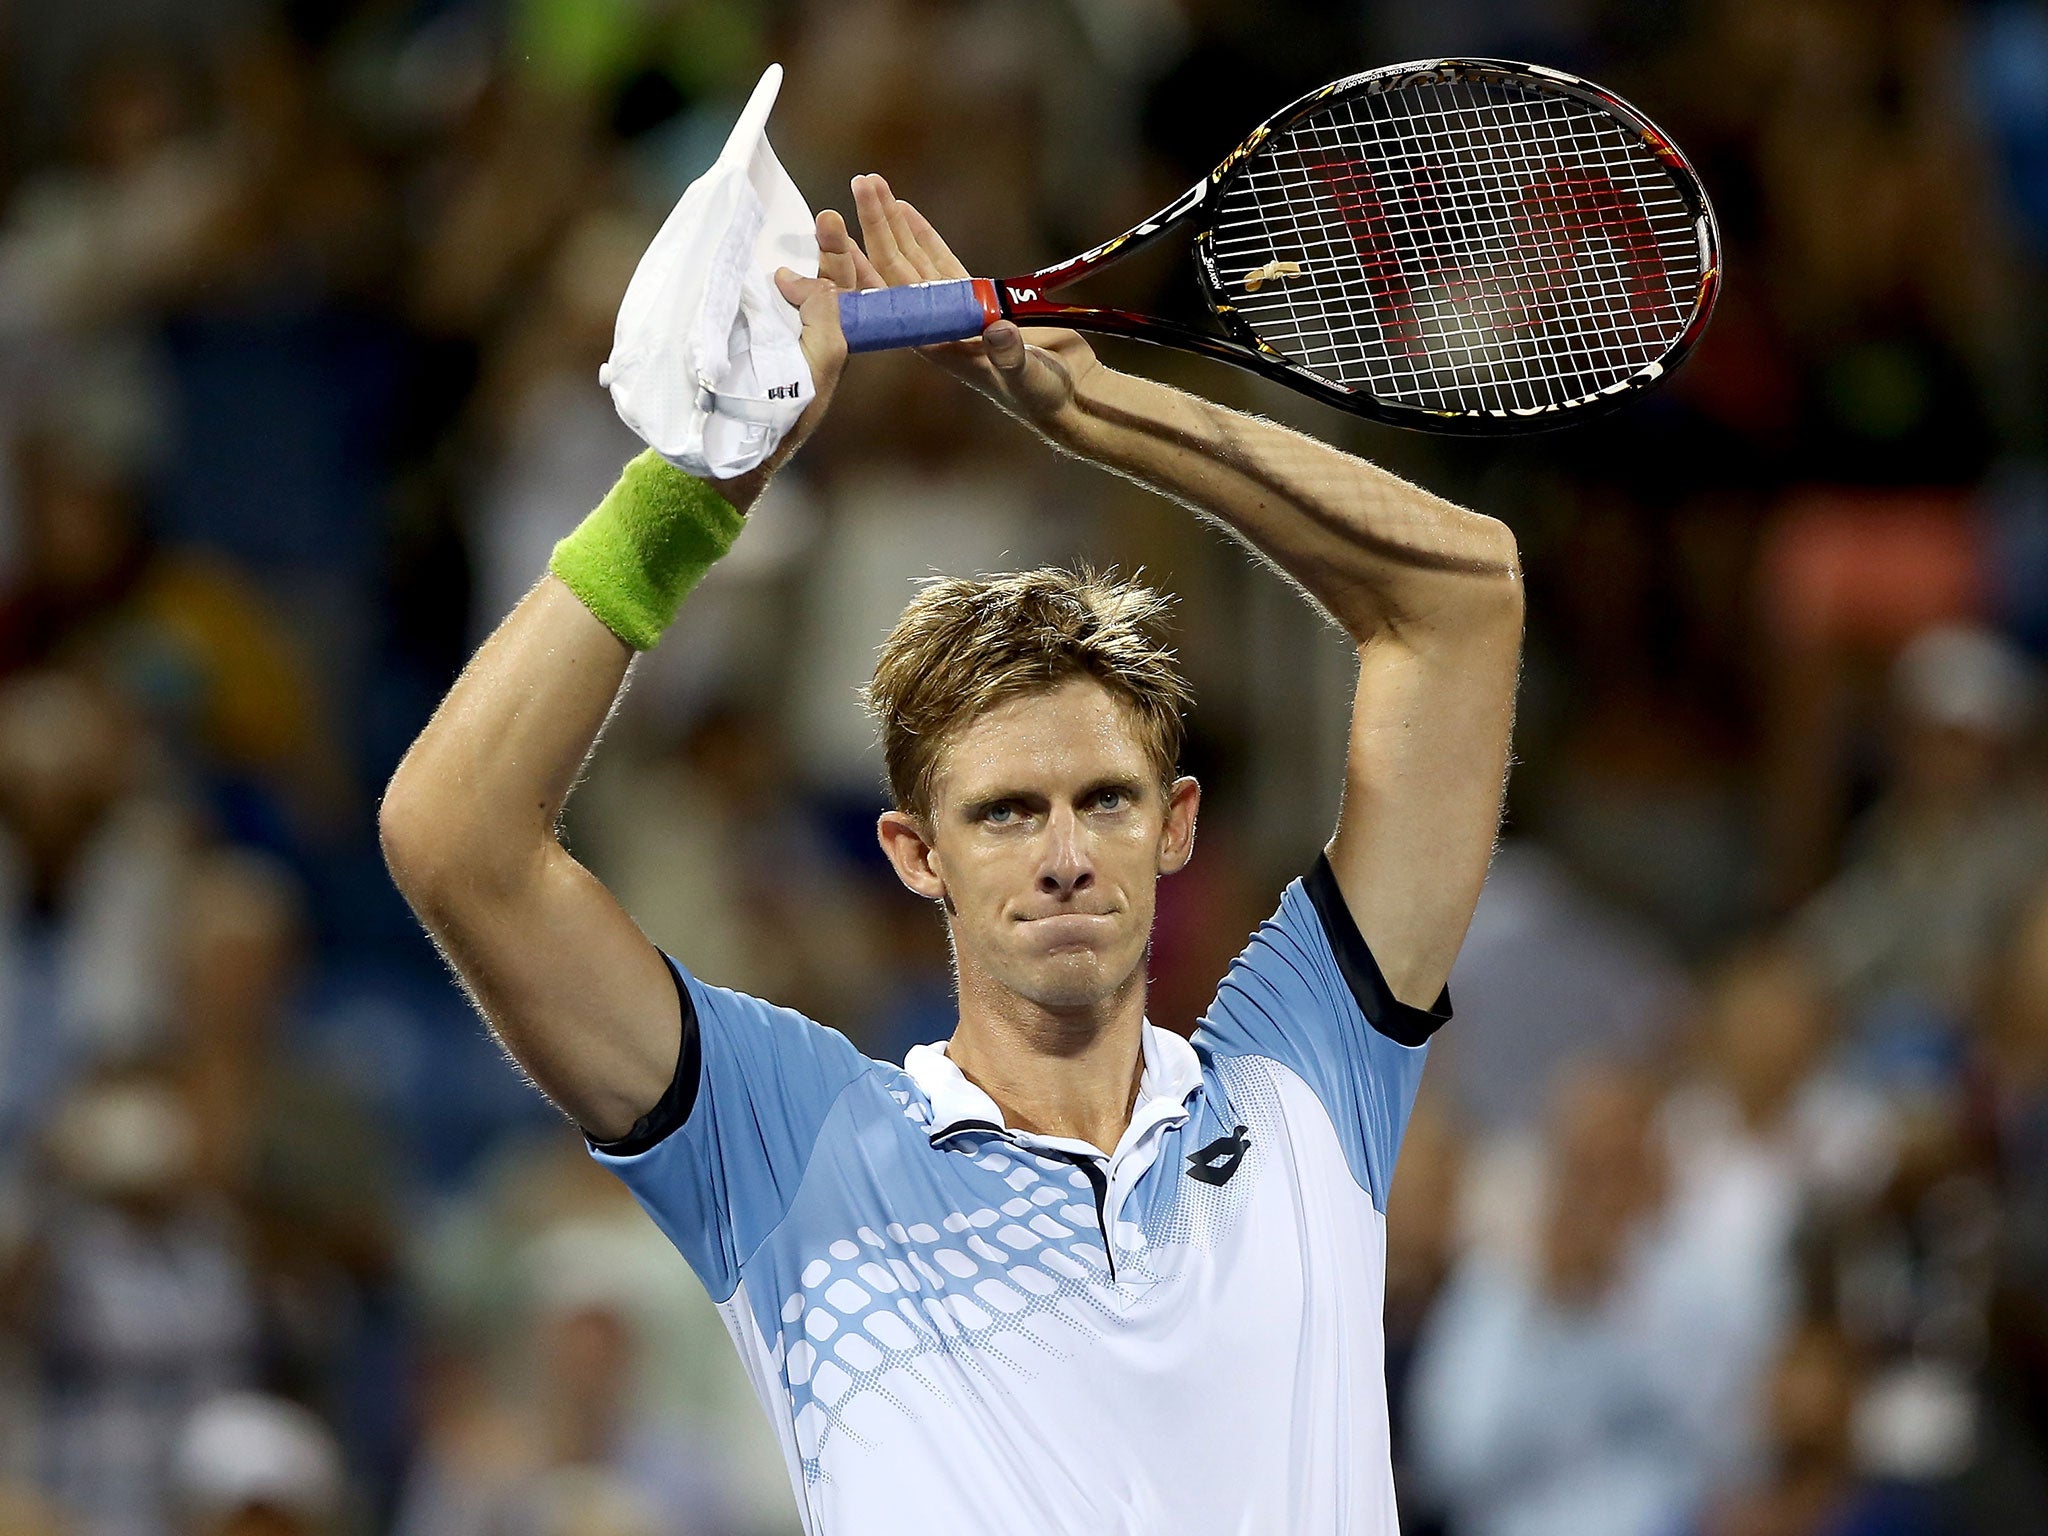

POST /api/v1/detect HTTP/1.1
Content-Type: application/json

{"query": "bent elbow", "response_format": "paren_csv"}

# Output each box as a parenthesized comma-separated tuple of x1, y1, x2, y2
(1463, 516, 1524, 626)
(1381, 531, 1523, 652)
(380, 765, 549, 924)
(378, 770, 445, 904)
(379, 760, 479, 901)
(1472, 512, 1522, 586)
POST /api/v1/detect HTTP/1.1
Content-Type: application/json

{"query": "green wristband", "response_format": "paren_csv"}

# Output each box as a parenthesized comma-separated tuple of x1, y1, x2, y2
(549, 450, 746, 650)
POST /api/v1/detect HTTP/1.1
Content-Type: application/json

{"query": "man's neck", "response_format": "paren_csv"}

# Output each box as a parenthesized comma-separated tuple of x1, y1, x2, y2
(944, 967, 1148, 1156)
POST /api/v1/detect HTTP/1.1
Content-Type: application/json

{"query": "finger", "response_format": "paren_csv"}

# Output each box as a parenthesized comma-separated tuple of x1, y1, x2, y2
(777, 268, 844, 323)
(981, 320, 1029, 379)
(896, 202, 970, 281)
(878, 183, 943, 282)
(777, 268, 848, 387)
(815, 209, 859, 292)
(849, 239, 887, 291)
(853, 174, 916, 284)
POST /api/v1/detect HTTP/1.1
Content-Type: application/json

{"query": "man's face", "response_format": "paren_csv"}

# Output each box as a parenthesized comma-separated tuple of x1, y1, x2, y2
(879, 677, 1198, 1016)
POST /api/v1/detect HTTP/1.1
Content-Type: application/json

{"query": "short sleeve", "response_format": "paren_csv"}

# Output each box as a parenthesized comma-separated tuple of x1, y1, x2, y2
(1192, 855, 1450, 1211)
(587, 953, 870, 1301)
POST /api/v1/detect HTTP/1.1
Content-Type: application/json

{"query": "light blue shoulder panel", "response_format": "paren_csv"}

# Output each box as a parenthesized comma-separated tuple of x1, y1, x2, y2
(590, 955, 872, 1302)
(1192, 867, 1447, 1212)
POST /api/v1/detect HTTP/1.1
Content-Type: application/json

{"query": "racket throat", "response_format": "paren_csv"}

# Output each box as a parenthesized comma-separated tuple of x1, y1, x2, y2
(998, 176, 1212, 318)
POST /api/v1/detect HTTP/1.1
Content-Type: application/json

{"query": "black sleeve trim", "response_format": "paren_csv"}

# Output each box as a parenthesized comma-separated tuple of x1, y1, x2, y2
(1303, 853, 1452, 1047)
(586, 954, 702, 1156)
(930, 1119, 1008, 1145)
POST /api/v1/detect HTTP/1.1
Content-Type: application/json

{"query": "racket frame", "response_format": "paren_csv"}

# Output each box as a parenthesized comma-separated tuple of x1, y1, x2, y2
(988, 58, 1722, 433)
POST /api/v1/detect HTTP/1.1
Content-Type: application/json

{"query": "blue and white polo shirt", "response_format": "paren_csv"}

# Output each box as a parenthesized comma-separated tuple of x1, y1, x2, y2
(589, 855, 1446, 1534)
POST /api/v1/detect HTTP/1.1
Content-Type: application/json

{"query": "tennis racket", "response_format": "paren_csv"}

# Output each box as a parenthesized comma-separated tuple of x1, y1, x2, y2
(834, 58, 1720, 434)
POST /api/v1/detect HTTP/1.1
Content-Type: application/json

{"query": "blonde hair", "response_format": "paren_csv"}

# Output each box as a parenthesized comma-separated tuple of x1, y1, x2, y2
(865, 568, 1193, 822)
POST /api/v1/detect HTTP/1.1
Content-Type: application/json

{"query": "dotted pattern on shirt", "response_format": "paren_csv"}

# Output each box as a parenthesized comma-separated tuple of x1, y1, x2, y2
(770, 1061, 1281, 1485)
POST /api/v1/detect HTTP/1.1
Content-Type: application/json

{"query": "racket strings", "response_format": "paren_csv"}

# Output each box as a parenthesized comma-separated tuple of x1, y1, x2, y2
(1211, 78, 1704, 415)
(1264, 92, 1689, 408)
(1329, 92, 1682, 400)
(1238, 89, 1687, 401)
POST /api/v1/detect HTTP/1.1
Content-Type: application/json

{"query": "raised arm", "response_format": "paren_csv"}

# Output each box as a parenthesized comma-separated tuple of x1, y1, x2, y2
(851, 178, 1521, 1008)
(378, 221, 855, 1141)
(1054, 372, 1521, 1011)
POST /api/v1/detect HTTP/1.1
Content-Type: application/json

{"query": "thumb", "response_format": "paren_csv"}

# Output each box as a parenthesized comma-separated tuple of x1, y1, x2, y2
(777, 268, 848, 391)
(777, 267, 840, 318)
(982, 321, 1028, 378)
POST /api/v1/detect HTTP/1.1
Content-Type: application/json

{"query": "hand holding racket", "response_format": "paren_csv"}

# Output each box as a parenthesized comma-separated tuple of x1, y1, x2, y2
(835, 59, 1720, 434)
(847, 175, 1102, 433)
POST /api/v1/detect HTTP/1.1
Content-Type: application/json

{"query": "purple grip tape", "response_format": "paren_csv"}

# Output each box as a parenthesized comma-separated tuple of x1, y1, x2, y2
(838, 279, 995, 353)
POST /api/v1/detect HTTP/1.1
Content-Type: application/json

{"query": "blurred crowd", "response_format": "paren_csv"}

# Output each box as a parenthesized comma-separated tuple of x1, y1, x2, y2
(0, 1, 2046, 1535)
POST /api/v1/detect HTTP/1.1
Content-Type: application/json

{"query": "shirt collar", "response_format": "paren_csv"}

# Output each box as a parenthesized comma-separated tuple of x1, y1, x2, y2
(903, 1023, 1203, 1151)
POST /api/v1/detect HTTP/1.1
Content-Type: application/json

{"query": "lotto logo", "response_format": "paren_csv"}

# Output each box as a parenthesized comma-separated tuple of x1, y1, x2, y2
(1187, 1125, 1251, 1186)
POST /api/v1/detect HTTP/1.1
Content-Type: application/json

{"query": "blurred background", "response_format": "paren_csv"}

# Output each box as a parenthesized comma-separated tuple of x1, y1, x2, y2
(0, 1, 2046, 1534)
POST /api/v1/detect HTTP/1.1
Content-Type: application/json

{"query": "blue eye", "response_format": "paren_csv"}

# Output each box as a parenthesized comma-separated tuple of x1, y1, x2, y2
(985, 803, 1015, 823)
(1097, 789, 1124, 811)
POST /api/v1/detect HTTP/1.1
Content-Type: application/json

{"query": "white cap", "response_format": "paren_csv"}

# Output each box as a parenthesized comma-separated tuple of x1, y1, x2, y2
(48, 1078, 196, 1199)
(601, 62, 821, 480)
(1893, 624, 2039, 737)
(173, 1394, 344, 1522)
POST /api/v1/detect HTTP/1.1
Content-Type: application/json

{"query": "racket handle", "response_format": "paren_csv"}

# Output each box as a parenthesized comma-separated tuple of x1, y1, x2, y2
(837, 279, 1002, 352)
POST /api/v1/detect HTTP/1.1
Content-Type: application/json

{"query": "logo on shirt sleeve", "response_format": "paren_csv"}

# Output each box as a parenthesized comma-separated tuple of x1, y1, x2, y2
(1186, 1125, 1252, 1186)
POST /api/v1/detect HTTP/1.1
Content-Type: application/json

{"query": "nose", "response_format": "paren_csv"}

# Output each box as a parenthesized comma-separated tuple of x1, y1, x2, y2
(1036, 804, 1095, 899)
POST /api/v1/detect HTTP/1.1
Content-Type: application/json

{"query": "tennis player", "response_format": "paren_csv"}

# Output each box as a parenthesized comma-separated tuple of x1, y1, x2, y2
(381, 177, 1521, 1533)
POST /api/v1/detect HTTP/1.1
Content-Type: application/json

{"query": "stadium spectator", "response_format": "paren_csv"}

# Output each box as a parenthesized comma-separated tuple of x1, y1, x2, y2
(0, 431, 349, 844)
(1437, 842, 1692, 1135)
(12, 1065, 260, 1536)
(0, 671, 189, 1158)
(1410, 1063, 1782, 1536)
(1683, 1322, 1948, 1536)
(399, 1136, 787, 1536)
(1797, 625, 2048, 1050)
(1661, 942, 1897, 1269)
(169, 1393, 345, 1536)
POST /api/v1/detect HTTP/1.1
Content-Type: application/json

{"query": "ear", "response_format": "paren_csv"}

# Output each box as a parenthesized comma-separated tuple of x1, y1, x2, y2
(1157, 776, 1200, 875)
(878, 810, 947, 901)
